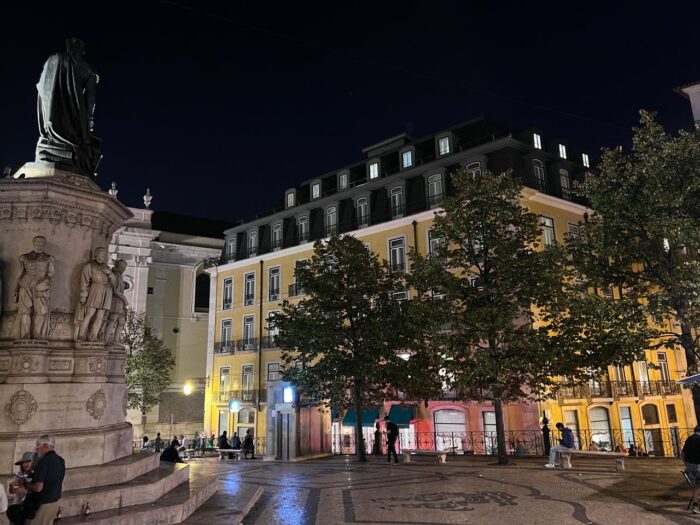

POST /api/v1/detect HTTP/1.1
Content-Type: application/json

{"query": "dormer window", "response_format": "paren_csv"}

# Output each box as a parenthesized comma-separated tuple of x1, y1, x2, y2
(582, 153, 590, 168)
(558, 144, 567, 159)
(368, 162, 379, 180)
(225, 238, 236, 262)
(286, 191, 296, 208)
(438, 137, 450, 155)
(311, 183, 320, 199)
(533, 133, 542, 149)
(338, 172, 348, 190)
(401, 150, 413, 168)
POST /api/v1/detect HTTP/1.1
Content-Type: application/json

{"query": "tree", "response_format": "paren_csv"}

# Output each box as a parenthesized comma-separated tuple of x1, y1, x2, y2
(568, 111, 700, 415)
(272, 235, 417, 462)
(122, 309, 176, 417)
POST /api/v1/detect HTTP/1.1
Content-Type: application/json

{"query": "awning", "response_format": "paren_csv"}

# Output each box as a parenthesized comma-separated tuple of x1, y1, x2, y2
(388, 405, 415, 428)
(678, 373, 700, 385)
(342, 407, 379, 427)
(331, 407, 339, 421)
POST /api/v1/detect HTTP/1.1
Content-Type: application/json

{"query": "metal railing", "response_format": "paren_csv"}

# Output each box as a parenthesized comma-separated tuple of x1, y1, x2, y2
(389, 261, 406, 274)
(556, 380, 681, 400)
(391, 204, 405, 218)
(288, 283, 305, 297)
(261, 335, 279, 349)
(214, 338, 260, 354)
(356, 214, 370, 228)
(244, 294, 255, 306)
(216, 389, 268, 403)
(271, 238, 283, 250)
(427, 193, 444, 208)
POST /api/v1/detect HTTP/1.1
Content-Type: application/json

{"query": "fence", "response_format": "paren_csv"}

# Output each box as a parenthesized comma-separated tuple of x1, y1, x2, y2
(332, 427, 693, 458)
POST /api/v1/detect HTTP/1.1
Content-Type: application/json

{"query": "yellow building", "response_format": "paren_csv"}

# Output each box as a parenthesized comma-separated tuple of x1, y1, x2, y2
(203, 118, 696, 458)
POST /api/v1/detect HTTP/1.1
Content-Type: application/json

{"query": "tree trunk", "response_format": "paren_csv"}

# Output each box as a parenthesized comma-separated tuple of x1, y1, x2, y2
(676, 301, 700, 422)
(353, 385, 366, 462)
(493, 397, 508, 465)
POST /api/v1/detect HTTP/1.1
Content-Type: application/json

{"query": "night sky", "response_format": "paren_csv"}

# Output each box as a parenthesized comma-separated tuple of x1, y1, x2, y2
(2, 2, 698, 224)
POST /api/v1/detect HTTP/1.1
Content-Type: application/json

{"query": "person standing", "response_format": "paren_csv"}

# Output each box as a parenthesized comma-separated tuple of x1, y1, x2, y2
(384, 416, 399, 464)
(372, 423, 382, 455)
(24, 435, 65, 525)
(154, 432, 164, 453)
(683, 425, 700, 513)
(545, 422, 575, 468)
(242, 429, 256, 459)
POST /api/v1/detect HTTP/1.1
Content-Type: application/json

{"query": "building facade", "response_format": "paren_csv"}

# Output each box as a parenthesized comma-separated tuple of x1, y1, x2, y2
(204, 117, 695, 457)
(110, 205, 225, 439)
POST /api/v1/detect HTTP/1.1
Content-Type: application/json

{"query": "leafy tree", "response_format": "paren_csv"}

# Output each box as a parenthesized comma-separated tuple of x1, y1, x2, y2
(122, 309, 176, 416)
(568, 111, 700, 415)
(273, 235, 422, 462)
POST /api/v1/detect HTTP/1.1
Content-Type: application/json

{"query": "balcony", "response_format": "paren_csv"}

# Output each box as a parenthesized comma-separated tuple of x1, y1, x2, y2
(288, 283, 305, 297)
(298, 231, 310, 244)
(391, 204, 405, 219)
(427, 193, 444, 208)
(325, 225, 338, 237)
(261, 335, 279, 349)
(356, 214, 370, 228)
(271, 238, 283, 251)
(556, 380, 681, 400)
(217, 388, 268, 403)
(389, 261, 406, 274)
(244, 294, 255, 306)
(214, 338, 260, 355)
(269, 289, 280, 301)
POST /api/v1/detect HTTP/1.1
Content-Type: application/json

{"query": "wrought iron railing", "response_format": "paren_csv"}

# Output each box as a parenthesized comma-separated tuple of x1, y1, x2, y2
(261, 335, 279, 349)
(427, 193, 444, 208)
(214, 338, 260, 354)
(556, 380, 681, 400)
(391, 204, 405, 218)
(244, 294, 255, 306)
(271, 238, 283, 250)
(216, 389, 268, 403)
(288, 283, 305, 297)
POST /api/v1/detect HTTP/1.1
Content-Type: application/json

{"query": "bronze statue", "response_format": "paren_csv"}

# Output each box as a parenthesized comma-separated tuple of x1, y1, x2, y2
(14, 236, 55, 339)
(35, 38, 102, 177)
(75, 247, 115, 341)
(104, 259, 128, 343)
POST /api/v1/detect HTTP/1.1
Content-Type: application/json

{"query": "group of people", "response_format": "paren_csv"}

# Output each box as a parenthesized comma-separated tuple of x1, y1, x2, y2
(217, 429, 256, 459)
(1, 435, 65, 525)
(141, 429, 257, 462)
(370, 416, 400, 463)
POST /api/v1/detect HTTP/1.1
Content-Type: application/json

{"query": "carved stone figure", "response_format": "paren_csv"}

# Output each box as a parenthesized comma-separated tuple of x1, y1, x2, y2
(104, 259, 128, 343)
(14, 236, 55, 339)
(75, 247, 115, 341)
(35, 37, 102, 177)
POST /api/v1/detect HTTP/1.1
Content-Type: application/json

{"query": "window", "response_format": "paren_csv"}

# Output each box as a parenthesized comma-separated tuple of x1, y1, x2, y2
(297, 216, 309, 243)
(287, 192, 295, 208)
(241, 364, 254, 394)
(390, 187, 404, 218)
(657, 352, 670, 382)
(290, 260, 307, 296)
(325, 206, 337, 236)
(267, 362, 280, 382)
(311, 183, 320, 199)
(222, 278, 233, 309)
(237, 407, 255, 436)
(482, 412, 497, 454)
(619, 407, 634, 448)
(368, 162, 379, 180)
(194, 274, 209, 311)
(433, 409, 465, 452)
(428, 230, 444, 261)
(613, 365, 627, 382)
(272, 224, 282, 250)
(243, 315, 255, 346)
(559, 169, 571, 199)
(532, 159, 546, 191)
(642, 404, 660, 425)
(392, 290, 408, 301)
(389, 237, 406, 273)
(356, 197, 369, 227)
(338, 172, 348, 190)
(268, 267, 280, 301)
(582, 153, 590, 168)
(247, 232, 257, 257)
(466, 161, 481, 178)
(221, 319, 232, 344)
(589, 407, 612, 451)
(267, 311, 279, 338)
(666, 404, 678, 424)
(564, 410, 581, 449)
(438, 137, 450, 155)
(427, 174, 443, 207)
(244, 273, 255, 305)
(402, 150, 413, 168)
(567, 223, 580, 239)
(637, 361, 650, 389)
(539, 216, 555, 246)
(558, 144, 567, 159)
(219, 366, 230, 393)
(225, 238, 236, 261)
(533, 133, 542, 149)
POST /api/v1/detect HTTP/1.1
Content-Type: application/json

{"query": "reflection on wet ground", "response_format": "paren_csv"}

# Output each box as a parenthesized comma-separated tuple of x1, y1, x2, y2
(188, 454, 695, 525)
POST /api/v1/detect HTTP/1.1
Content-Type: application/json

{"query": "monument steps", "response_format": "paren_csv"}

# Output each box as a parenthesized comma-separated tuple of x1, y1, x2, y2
(63, 452, 160, 491)
(59, 474, 218, 525)
(58, 462, 190, 517)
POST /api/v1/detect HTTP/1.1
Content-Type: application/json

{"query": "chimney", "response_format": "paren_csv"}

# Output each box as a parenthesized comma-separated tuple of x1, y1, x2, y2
(675, 80, 700, 126)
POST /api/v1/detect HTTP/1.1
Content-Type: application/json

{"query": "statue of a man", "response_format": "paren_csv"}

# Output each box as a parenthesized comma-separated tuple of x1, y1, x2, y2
(14, 236, 55, 339)
(104, 259, 128, 343)
(75, 247, 115, 341)
(35, 37, 102, 177)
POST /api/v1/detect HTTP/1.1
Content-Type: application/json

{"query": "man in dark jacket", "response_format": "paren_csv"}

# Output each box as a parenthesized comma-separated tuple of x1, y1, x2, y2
(242, 429, 255, 459)
(545, 422, 575, 468)
(160, 440, 184, 463)
(683, 425, 700, 513)
(384, 416, 399, 464)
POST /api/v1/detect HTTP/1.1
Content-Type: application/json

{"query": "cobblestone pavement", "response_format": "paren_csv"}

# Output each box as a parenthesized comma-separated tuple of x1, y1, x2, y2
(187, 454, 698, 525)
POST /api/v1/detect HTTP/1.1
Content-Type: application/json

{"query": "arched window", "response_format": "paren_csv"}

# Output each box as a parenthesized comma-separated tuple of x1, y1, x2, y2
(297, 215, 309, 243)
(642, 404, 660, 425)
(356, 197, 369, 227)
(272, 224, 282, 250)
(589, 407, 612, 451)
(326, 207, 337, 236)
(390, 187, 404, 218)
(533, 160, 546, 192)
(194, 273, 210, 312)
(466, 161, 481, 178)
(427, 174, 443, 208)
(248, 232, 257, 257)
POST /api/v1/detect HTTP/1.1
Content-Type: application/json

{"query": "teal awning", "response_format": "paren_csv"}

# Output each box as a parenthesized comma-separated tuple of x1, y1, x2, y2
(331, 407, 339, 421)
(388, 405, 415, 428)
(342, 408, 379, 427)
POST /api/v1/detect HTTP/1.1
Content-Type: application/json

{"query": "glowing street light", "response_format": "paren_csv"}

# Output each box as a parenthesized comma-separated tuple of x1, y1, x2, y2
(228, 399, 240, 413)
(183, 382, 194, 396)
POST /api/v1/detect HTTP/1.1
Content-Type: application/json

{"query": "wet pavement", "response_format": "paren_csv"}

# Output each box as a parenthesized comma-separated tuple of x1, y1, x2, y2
(186, 454, 698, 524)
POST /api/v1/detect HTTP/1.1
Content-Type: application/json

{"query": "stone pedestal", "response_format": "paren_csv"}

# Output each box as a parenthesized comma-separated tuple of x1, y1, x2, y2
(0, 164, 133, 475)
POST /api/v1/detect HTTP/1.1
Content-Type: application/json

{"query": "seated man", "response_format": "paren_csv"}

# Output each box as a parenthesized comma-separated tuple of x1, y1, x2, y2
(242, 429, 255, 459)
(545, 422, 575, 468)
(160, 440, 184, 463)
(230, 432, 242, 450)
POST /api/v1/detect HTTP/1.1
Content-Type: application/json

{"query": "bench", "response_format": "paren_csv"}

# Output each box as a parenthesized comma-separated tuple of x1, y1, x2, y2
(558, 450, 626, 471)
(215, 448, 244, 460)
(402, 449, 448, 464)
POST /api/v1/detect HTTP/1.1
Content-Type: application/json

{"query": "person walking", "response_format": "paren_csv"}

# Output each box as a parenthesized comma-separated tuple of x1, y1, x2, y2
(545, 422, 575, 468)
(683, 425, 700, 513)
(384, 416, 399, 464)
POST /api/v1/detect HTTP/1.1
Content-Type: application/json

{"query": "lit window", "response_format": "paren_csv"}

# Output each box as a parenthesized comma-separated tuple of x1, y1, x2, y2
(533, 133, 542, 149)
(567, 223, 580, 239)
(369, 162, 379, 179)
(247, 232, 257, 256)
(390, 187, 403, 218)
(287, 192, 295, 207)
(427, 174, 443, 207)
(225, 238, 236, 261)
(339, 172, 348, 190)
(582, 153, 590, 168)
(558, 144, 567, 159)
(539, 216, 556, 246)
(533, 160, 546, 192)
(272, 224, 282, 250)
(312, 183, 320, 199)
(559, 169, 571, 199)
(466, 162, 481, 178)
(221, 319, 232, 344)
(268, 267, 280, 301)
(389, 237, 406, 273)
(244, 273, 255, 305)
(222, 278, 233, 309)
(326, 206, 337, 236)
(356, 197, 369, 227)
(297, 216, 309, 243)
(402, 150, 413, 168)
(438, 137, 450, 155)
(267, 362, 280, 382)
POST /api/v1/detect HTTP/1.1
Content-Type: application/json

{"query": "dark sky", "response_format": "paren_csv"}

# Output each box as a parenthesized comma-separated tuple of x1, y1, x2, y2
(2, 1, 698, 223)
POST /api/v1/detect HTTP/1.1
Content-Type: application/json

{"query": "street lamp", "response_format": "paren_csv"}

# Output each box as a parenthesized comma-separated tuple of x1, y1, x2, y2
(183, 382, 194, 396)
(228, 399, 240, 413)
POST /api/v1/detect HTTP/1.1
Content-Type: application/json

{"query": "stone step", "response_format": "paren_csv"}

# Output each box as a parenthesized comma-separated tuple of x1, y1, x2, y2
(59, 462, 189, 517)
(63, 452, 160, 491)
(182, 485, 264, 525)
(59, 472, 218, 525)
